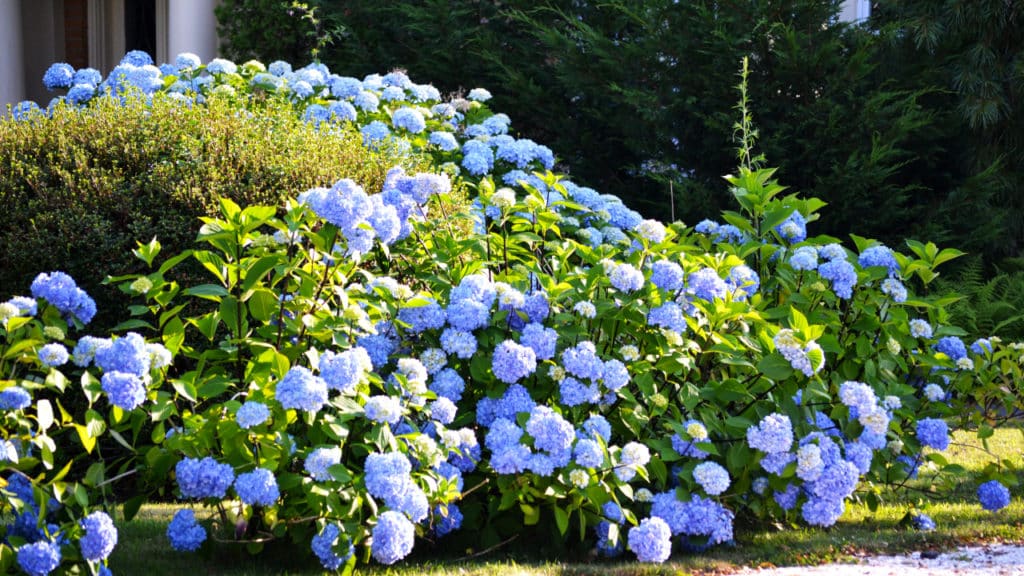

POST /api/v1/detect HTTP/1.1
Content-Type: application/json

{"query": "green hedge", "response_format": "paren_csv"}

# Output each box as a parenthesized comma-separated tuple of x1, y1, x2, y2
(0, 94, 414, 329)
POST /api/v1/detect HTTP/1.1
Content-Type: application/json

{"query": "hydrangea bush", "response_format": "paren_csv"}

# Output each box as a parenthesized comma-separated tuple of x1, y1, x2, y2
(0, 51, 1019, 574)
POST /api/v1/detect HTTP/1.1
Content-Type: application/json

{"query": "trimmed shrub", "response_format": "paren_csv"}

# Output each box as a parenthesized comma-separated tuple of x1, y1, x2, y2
(0, 93, 414, 328)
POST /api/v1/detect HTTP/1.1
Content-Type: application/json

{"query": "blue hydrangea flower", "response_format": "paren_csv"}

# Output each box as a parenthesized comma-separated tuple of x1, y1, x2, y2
(429, 131, 459, 151)
(302, 103, 329, 126)
(609, 263, 645, 292)
(392, 108, 426, 133)
(398, 298, 447, 334)
(328, 75, 359, 96)
(916, 418, 949, 451)
(101, 371, 147, 410)
(311, 523, 353, 570)
(881, 278, 907, 303)
(429, 368, 465, 403)
(461, 153, 491, 176)
(581, 415, 612, 442)
(801, 496, 845, 527)
(67, 336, 99, 367)
(0, 387, 32, 411)
(371, 510, 415, 565)
(17, 540, 60, 576)
(839, 380, 878, 415)
(320, 347, 371, 393)
(234, 468, 279, 506)
(774, 484, 800, 510)
(236, 402, 270, 429)
(616, 441, 651, 482)
(650, 260, 684, 291)
(445, 299, 490, 332)
(326, 100, 357, 123)
(95, 332, 150, 376)
(818, 259, 857, 299)
(30, 271, 96, 324)
(752, 477, 770, 495)
(174, 52, 201, 70)
(433, 504, 463, 537)
(491, 340, 537, 384)
(526, 406, 574, 459)
(934, 336, 967, 361)
(206, 58, 237, 75)
(121, 50, 153, 66)
(971, 338, 993, 355)
(79, 511, 117, 561)
(693, 461, 731, 495)
(595, 520, 625, 557)
(390, 480, 429, 522)
(364, 395, 402, 425)
(747, 413, 793, 454)
(671, 431, 709, 460)
(166, 509, 206, 551)
(790, 246, 819, 271)
(728, 265, 760, 299)
(559, 377, 600, 407)
(909, 319, 933, 339)
(561, 341, 604, 382)
(43, 62, 74, 90)
(627, 517, 672, 563)
(66, 83, 95, 105)
(859, 245, 900, 276)
(468, 88, 492, 101)
(430, 397, 457, 425)
(910, 512, 936, 531)
(775, 211, 807, 243)
(573, 438, 604, 468)
(354, 90, 380, 111)
(647, 302, 687, 333)
(175, 457, 235, 499)
(72, 67, 102, 86)
(275, 366, 328, 412)
(365, 452, 412, 501)
(977, 480, 1011, 511)
(844, 441, 873, 474)
(360, 120, 391, 147)
(357, 330, 398, 369)
(688, 268, 729, 301)
(602, 359, 630, 391)
(305, 447, 342, 482)
(761, 452, 796, 475)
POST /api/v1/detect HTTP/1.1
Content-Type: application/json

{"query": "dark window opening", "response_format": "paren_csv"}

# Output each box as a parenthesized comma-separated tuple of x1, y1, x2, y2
(124, 0, 156, 60)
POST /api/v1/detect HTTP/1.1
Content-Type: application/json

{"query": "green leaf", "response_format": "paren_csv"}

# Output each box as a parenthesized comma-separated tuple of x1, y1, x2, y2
(191, 312, 220, 341)
(757, 354, 794, 380)
(553, 505, 570, 536)
(184, 284, 230, 299)
(242, 255, 283, 292)
(133, 237, 162, 266)
(74, 424, 96, 453)
(521, 503, 540, 526)
(85, 409, 106, 438)
(247, 288, 278, 322)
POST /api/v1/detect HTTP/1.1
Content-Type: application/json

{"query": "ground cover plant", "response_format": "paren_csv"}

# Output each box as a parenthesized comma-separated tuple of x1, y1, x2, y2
(0, 51, 1020, 575)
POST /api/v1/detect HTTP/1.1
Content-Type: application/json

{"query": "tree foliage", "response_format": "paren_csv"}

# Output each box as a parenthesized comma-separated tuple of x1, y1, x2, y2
(215, 0, 1024, 263)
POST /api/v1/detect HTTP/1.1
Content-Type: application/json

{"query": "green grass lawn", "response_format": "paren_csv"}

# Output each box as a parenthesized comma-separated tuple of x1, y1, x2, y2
(108, 428, 1024, 575)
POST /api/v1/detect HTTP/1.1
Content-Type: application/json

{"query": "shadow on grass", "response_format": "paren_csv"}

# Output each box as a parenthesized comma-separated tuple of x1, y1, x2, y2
(110, 429, 1023, 575)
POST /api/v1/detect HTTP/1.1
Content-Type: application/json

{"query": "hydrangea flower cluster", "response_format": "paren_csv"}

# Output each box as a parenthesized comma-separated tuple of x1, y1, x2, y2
(13, 52, 1015, 573)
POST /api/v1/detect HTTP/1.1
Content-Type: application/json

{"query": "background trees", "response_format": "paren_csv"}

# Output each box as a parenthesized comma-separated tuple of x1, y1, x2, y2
(216, 0, 1023, 267)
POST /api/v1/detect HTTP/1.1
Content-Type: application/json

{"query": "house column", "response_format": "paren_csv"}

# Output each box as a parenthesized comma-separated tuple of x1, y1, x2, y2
(167, 0, 219, 64)
(0, 0, 25, 110)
